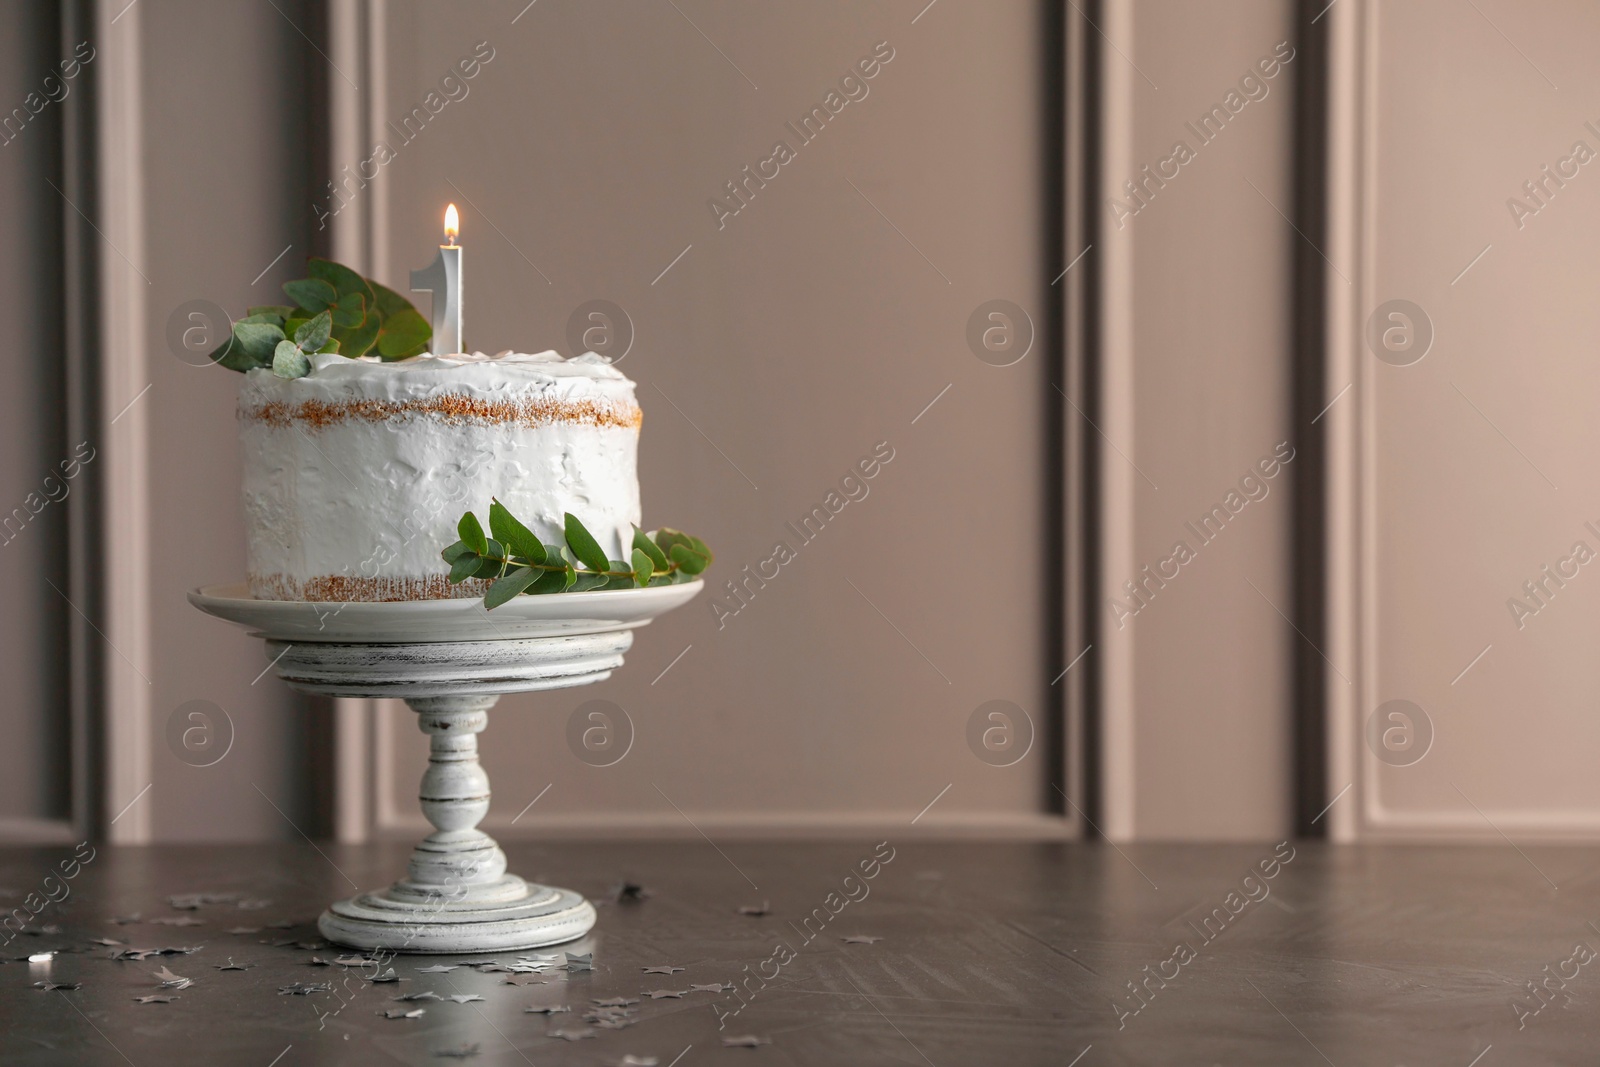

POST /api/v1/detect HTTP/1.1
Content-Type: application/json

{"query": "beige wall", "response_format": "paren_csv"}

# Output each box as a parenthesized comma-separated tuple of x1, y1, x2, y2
(361, 0, 1062, 836)
(1328, 0, 1600, 839)
(1100, 0, 1298, 839)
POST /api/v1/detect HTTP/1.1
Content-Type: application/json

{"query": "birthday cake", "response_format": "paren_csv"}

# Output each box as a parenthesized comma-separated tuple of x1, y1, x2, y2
(239, 350, 643, 602)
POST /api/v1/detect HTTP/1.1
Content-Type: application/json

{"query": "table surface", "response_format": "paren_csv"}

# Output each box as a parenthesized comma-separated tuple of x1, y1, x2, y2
(0, 840, 1593, 1065)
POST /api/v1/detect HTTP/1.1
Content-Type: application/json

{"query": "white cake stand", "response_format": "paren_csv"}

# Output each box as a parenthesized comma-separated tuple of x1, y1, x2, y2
(188, 580, 701, 953)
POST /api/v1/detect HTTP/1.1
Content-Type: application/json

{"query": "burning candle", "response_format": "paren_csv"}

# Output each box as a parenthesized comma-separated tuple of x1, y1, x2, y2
(410, 203, 463, 355)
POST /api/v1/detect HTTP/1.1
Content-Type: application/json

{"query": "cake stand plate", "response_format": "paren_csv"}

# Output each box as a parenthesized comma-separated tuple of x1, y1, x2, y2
(189, 581, 701, 953)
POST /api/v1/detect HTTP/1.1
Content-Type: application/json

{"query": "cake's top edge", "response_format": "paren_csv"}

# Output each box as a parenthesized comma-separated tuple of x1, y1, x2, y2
(285, 348, 631, 381)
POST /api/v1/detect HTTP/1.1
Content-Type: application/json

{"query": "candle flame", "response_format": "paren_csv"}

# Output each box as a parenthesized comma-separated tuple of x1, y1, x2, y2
(444, 203, 459, 245)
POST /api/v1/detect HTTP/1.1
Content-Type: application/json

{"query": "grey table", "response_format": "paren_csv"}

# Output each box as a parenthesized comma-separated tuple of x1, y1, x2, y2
(0, 840, 1592, 1065)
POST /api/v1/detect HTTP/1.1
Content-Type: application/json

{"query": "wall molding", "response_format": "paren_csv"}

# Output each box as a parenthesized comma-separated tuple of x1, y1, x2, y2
(95, 0, 152, 844)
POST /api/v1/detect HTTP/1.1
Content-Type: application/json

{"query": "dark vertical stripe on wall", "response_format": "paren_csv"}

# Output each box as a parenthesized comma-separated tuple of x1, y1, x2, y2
(1038, 0, 1067, 816)
(294, 0, 339, 840)
(1077, 0, 1104, 834)
(62, 0, 104, 838)
(1290, 0, 1330, 837)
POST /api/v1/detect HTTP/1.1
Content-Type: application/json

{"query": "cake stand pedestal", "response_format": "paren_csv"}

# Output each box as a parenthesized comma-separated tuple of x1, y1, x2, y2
(189, 581, 701, 953)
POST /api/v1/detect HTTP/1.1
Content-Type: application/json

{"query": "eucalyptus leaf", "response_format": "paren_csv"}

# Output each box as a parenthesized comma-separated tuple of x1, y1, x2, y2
(283, 277, 337, 313)
(239, 312, 285, 326)
(337, 314, 381, 359)
(440, 540, 472, 563)
(272, 339, 311, 379)
(458, 512, 488, 555)
(331, 291, 365, 329)
(212, 336, 258, 372)
(316, 338, 340, 354)
(247, 304, 295, 319)
(485, 566, 542, 609)
(489, 500, 545, 563)
(377, 308, 431, 360)
(368, 280, 413, 318)
(295, 310, 333, 352)
(631, 548, 654, 587)
(307, 258, 374, 304)
(448, 552, 482, 583)
(234, 321, 285, 362)
(473, 539, 507, 580)
(569, 572, 610, 592)
(530, 565, 572, 594)
(669, 542, 710, 575)
(563, 513, 610, 572)
(633, 527, 669, 571)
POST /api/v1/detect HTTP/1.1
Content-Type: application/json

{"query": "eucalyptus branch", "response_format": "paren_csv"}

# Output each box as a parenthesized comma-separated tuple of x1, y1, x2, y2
(442, 499, 713, 609)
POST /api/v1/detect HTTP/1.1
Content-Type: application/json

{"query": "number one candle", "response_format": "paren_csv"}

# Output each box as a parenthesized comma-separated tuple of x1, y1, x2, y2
(410, 203, 463, 355)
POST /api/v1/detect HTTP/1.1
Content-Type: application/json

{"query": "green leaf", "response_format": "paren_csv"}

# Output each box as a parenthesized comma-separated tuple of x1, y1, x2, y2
(283, 277, 337, 313)
(316, 338, 340, 355)
(376, 307, 431, 360)
(473, 540, 507, 580)
(448, 552, 482, 583)
(272, 339, 311, 379)
(631, 548, 654, 587)
(233, 321, 285, 362)
(331, 291, 365, 329)
(238, 312, 284, 326)
(295, 310, 333, 352)
(440, 540, 471, 563)
(668, 542, 710, 575)
(247, 304, 295, 320)
(489, 500, 545, 563)
(563, 513, 610, 572)
(213, 342, 258, 372)
(336, 313, 380, 359)
(633, 527, 669, 571)
(368, 280, 414, 318)
(458, 511, 488, 555)
(307, 258, 374, 304)
(485, 565, 542, 609)
(529, 563, 573, 594)
(570, 571, 610, 592)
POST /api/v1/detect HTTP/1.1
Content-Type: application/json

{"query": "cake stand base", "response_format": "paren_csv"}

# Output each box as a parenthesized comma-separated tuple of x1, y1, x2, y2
(319, 876, 595, 954)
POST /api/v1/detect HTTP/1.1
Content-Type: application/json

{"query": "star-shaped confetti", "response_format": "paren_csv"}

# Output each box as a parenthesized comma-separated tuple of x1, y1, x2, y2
(591, 1017, 636, 1031)
(446, 994, 485, 1004)
(134, 994, 177, 1004)
(394, 991, 442, 1002)
(152, 966, 193, 990)
(279, 982, 332, 996)
(502, 976, 547, 986)
(642, 989, 687, 999)
(722, 1035, 771, 1048)
(840, 935, 883, 944)
(214, 959, 251, 971)
(641, 965, 683, 975)
(609, 1057, 660, 1067)
(547, 1028, 597, 1042)
(523, 1004, 570, 1014)
(369, 968, 402, 983)
(379, 1007, 426, 1019)
(34, 981, 80, 991)
(88, 937, 124, 947)
(738, 901, 770, 916)
(565, 952, 593, 972)
(593, 996, 640, 1007)
(416, 964, 458, 974)
(518, 953, 563, 963)
(689, 982, 734, 993)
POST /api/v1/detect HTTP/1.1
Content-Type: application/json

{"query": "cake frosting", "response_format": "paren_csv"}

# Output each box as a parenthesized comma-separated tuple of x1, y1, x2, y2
(239, 350, 642, 601)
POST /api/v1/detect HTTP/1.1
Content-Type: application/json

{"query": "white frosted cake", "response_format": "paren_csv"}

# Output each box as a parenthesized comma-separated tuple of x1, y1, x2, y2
(239, 350, 642, 601)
